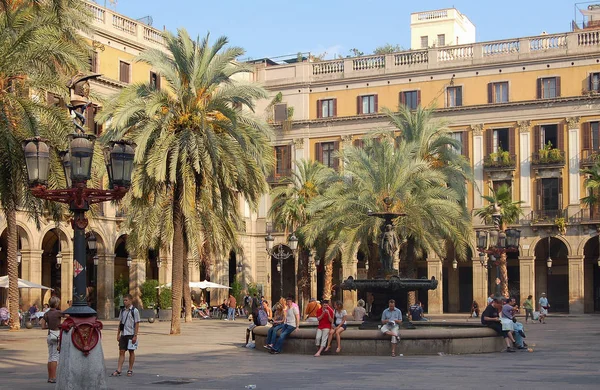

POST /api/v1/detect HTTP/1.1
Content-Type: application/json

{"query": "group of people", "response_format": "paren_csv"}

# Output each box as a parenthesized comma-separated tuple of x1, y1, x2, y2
(481, 295, 529, 352)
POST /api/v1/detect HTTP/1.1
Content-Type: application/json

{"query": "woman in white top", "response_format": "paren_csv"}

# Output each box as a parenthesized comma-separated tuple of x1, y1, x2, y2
(325, 301, 347, 353)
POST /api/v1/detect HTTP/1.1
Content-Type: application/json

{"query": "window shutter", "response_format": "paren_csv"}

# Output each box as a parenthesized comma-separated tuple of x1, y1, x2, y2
(505, 83, 509, 102)
(456, 87, 463, 106)
(333, 141, 340, 170)
(374, 95, 378, 113)
(509, 127, 516, 155)
(461, 130, 469, 158)
(533, 125, 541, 152)
(555, 76, 561, 97)
(558, 123, 565, 150)
(536, 78, 542, 99)
(333, 99, 337, 117)
(487, 83, 493, 103)
(86, 105, 95, 133)
(485, 129, 493, 155)
(353, 139, 364, 148)
(317, 100, 322, 119)
(357, 96, 362, 115)
(90, 51, 98, 72)
(315, 142, 323, 163)
(589, 74, 593, 92)
(582, 122, 591, 150)
(537, 180, 543, 211)
(399, 92, 405, 106)
(156, 73, 161, 90)
(286, 145, 292, 173)
(416, 90, 421, 106)
(558, 178, 563, 210)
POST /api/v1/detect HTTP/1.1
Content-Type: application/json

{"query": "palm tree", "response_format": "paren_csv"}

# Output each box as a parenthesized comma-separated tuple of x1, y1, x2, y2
(268, 159, 333, 303)
(303, 137, 472, 304)
(100, 30, 274, 334)
(581, 162, 600, 215)
(475, 183, 524, 297)
(0, 0, 89, 330)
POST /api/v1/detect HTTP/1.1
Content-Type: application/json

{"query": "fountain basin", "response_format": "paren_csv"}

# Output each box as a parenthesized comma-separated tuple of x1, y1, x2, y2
(253, 322, 505, 356)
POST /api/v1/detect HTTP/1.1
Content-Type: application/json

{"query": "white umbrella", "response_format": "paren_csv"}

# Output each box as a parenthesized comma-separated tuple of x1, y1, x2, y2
(0, 275, 52, 290)
(155, 280, 231, 289)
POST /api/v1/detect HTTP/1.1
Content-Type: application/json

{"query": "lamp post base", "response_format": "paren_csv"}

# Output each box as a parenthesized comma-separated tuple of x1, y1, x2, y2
(56, 316, 107, 390)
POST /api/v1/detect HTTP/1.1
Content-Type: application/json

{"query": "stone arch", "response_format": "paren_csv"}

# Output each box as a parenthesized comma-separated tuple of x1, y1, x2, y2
(577, 233, 598, 256)
(38, 223, 71, 253)
(533, 236, 570, 312)
(528, 234, 572, 258)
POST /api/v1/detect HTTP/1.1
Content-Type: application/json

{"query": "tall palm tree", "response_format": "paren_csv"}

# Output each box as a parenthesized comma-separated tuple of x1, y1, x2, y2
(100, 30, 274, 334)
(0, 0, 89, 330)
(475, 183, 524, 297)
(581, 162, 600, 213)
(268, 159, 333, 303)
(303, 137, 471, 304)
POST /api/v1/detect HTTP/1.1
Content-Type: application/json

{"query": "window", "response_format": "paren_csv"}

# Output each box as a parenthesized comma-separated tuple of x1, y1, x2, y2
(317, 99, 336, 118)
(450, 132, 463, 155)
(315, 141, 339, 169)
(150, 71, 161, 90)
(357, 95, 377, 114)
(590, 73, 600, 92)
(488, 82, 508, 103)
(274, 145, 291, 178)
(540, 124, 558, 149)
(89, 51, 98, 73)
(400, 90, 420, 110)
(493, 180, 512, 194)
(450, 131, 469, 158)
(420, 36, 428, 49)
(582, 122, 600, 151)
(446, 86, 462, 107)
(540, 178, 560, 211)
(493, 128, 510, 152)
(437, 34, 446, 46)
(86, 105, 102, 135)
(537, 77, 561, 99)
(273, 103, 288, 122)
(119, 61, 130, 83)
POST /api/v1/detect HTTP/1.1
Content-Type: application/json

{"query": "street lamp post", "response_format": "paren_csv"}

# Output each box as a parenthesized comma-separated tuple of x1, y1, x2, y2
(265, 231, 298, 299)
(23, 74, 135, 388)
(476, 210, 521, 297)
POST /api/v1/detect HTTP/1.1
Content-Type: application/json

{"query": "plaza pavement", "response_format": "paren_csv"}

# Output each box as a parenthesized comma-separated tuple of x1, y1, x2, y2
(1, 314, 599, 389)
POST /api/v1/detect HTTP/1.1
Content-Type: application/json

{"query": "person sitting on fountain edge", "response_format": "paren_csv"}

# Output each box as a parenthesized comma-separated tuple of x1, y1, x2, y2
(381, 299, 402, 357)
(481, 296, 516, 352)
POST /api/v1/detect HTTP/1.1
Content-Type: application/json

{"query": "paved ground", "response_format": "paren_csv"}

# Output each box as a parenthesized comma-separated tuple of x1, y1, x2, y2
(1, 314, 599, 389)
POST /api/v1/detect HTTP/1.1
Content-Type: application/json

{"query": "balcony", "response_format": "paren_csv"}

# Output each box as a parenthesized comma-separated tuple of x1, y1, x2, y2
(581, 149, 600, 167)
(483, 154, 517, 170)
(531, 149, 565, 167)
(569, 208, 600, 224)
(267, 168, 291, 184)
(523, 209, 567, 225)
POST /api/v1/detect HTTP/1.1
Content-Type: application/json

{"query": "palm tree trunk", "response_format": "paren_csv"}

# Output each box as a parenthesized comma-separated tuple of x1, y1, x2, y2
(405, 238, 418, 308)
(323, 261, 333, 300)
(170, 185, 184, 335)
(500, 253, 509, 298)
(182, 241, 192, 322)
(7, 208, 20, 331)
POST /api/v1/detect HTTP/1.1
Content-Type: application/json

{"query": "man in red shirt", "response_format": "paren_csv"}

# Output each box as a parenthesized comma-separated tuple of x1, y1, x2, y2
(314, 300, 334, 357)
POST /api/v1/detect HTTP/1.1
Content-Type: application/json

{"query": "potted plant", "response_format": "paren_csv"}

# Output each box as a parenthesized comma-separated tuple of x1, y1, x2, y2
(554, 217, 567, 235)
(113, 275, 129, 318)
(158, 287, 172, 321)
(139, 279, 159, 319)
(548, 147, 562, 163)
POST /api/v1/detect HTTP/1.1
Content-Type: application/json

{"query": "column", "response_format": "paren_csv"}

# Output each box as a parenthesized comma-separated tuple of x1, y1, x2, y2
(97, 253, 115, 319)
(21, 249, 43, 307)
(158, 255, 172, 286)
(293, 138, 304, 174)
(342, 259, 358, 314)
(129, 257, 146, 308)
(427, 255, 444, 314)
(584, 261, 594, 313)
(447, 265, 459, 312)
(472, 257, 488, 311)
(518, 120, 532, 212)
(60, 251, 73, 311)
(568, 255, 584, 314)
(519, 256, 535, 303)
(567, 117, 581, 214)
(310, 264, 317, 302)
(471, 124, 484, 208)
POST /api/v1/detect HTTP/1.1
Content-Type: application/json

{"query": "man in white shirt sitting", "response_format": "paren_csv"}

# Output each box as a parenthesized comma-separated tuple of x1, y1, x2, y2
(381, 299, 402, 357)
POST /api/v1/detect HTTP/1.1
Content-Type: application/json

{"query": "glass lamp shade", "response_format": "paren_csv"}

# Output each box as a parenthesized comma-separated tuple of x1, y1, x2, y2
(157, 258, 162, 268)
(23, 138, 50, 187)
(476, 230, 488, 250)
(597, 257, 600, 267)
(547, 257, 553, 268)
(452, 259, 458, 269)
(265, 233, 274, 251)
(59, 150, 72, 188)
(104, 141, 135, 189)
(505, 229, 521, 250)
(276, 261, 281, 273)
(127, 256, 132, 267)
(479, 253, 486, 266)
(87, 231, 97, 251)
(56, 252, 62, 265)
(17, 251, 22, 264)
(315, 257, 321, 267)
(237, 262, 243, 273)
(93, 255, 99, 266)
(489, 230, 499, 248)
(69, 134, 95, 183)
(288, 233, 299, 251)
(497, 231, 507, 249)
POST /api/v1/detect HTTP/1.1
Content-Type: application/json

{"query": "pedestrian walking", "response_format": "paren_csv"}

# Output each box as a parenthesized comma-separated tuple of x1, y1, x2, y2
(227, 294, 237, 321)
(42, 297, 62, 384)
(111, 294, 140, 377)
(538, 293, 549, 323)
(523, 295, 534, 323)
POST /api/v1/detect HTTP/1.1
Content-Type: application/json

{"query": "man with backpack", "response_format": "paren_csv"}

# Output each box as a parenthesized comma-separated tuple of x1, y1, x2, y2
(111, 294, 141, 377)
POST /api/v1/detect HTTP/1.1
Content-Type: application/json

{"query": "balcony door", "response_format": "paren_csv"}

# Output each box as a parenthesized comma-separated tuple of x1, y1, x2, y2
(538, 178, 561, 213)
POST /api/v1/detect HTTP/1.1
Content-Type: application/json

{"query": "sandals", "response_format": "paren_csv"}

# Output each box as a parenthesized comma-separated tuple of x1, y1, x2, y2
(47, 379, 56, 383)
(110, 371, 121, 377)
(127, 370, 133, 377)
(392, 352, 396, 357)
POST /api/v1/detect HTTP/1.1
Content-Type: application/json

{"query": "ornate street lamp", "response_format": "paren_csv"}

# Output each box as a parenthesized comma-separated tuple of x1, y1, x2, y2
(157, 257, 162, 268)
(127, 255, 132, 268)
(265, 230, 299, 298)
(23, 138, 50, 187)
(452, 259, 458, 270)
(237, 260, 243, 274)
(16, 251, 22, 264)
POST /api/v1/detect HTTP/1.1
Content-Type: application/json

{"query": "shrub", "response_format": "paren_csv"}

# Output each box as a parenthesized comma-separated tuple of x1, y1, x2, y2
(140, 279, 159, 308)
(159, 287, 172, 309)
(113, 275, 129, 307)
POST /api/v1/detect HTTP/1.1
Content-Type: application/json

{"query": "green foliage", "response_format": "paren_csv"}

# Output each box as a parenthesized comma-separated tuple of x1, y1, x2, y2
(159, 287, 172, 309)
(231, 276, 243, 305)
(554, 217, 567, 235)
(113, 275, 129, 306)
(538, 141, 563, 164)
(581, 161, 600, 207)
(475, 184, 524, 225)
(373, 43, 403, 55)
(247, 282, 259, 297)
(349, 48, 364, 57)
(140, 279, 159, 308)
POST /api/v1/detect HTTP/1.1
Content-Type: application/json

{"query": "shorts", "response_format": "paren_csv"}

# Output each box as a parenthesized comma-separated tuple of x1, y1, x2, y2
(47, 330, 60, 362)
(380, 323, 400, 343)
(316, 328, 330, 347)
(119, 335, 135, 351)
(486, 322, 509, 338)
(334, 324, 347, 331)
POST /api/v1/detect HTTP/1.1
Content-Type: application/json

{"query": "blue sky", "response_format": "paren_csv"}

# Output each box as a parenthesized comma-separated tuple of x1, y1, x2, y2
(106, 0, 579, 59)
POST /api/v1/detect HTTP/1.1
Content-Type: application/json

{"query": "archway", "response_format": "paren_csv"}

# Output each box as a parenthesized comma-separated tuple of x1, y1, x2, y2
(534, 237, 569, 312)
(443, 246, 474, 313)
(0, 228, 26, 305)
(270, 244, 294, 302)
(486, 249, 520, 302)
(85, 231, 106, 311)
(40, 228, 69, 305)
(228, 251, 237, 286)
(583, 236, 600, 312)
(145, 249, 159, 281)
(113, 235, 129, 314)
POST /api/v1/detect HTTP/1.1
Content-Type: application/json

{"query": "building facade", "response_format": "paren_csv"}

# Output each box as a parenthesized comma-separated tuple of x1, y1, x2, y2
(410, 8, 476, 49)
(250, 27, 600, 315)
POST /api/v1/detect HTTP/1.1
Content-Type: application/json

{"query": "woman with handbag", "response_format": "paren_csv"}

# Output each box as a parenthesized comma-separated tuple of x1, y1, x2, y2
(42, 297, 62, 384)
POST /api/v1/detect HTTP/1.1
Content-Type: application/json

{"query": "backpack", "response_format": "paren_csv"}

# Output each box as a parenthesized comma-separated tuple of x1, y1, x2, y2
(119, 307, 138, 331)
(257, 309, 268, 326)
